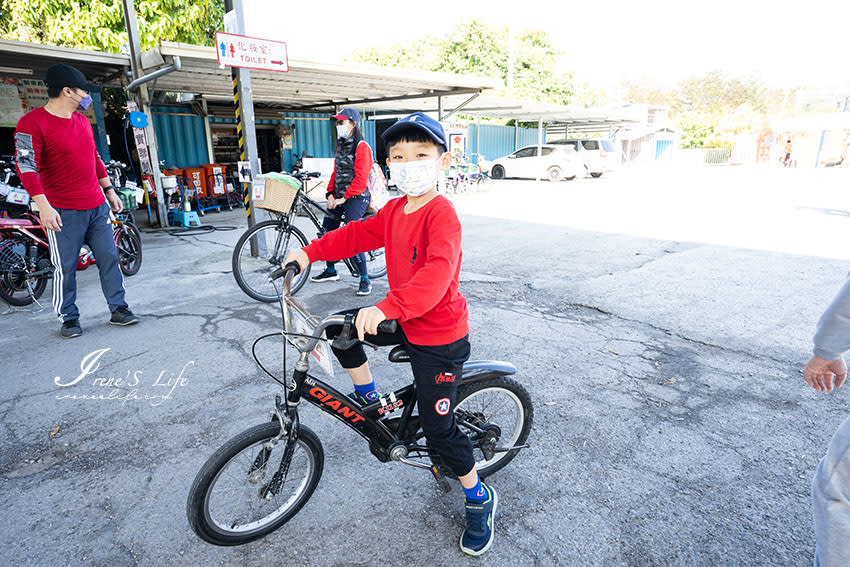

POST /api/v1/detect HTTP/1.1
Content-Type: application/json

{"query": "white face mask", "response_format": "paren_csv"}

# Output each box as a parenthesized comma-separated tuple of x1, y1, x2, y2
(336, 124, 352, 139)
(389, 158, 440, 197)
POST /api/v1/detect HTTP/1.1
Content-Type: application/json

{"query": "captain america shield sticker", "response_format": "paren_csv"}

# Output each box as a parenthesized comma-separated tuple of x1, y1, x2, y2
(435, 398, 451, 416)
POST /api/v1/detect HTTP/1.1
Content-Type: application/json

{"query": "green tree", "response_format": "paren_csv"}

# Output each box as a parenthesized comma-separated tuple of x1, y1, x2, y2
(351, 19, 574, 106)
(0, 0, 223, 53)
(672, 69, 766, 116)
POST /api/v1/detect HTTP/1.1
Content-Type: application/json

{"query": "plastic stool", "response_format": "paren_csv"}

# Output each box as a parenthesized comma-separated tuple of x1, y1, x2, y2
(174, 210, 201, 228)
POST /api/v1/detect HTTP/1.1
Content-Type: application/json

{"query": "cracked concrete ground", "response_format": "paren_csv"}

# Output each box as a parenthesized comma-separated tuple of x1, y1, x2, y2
(1, 166, 849, 566)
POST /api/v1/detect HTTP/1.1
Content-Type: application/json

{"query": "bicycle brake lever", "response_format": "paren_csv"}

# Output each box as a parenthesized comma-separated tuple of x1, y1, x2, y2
(361, 340, 379, 351)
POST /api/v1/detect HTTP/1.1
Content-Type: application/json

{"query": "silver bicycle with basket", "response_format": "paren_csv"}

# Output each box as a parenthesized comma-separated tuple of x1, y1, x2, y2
(232, 171, 387, 302)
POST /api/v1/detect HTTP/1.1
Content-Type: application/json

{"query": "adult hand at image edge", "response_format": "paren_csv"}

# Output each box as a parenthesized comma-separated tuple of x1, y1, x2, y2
(804, 354, 847, 392)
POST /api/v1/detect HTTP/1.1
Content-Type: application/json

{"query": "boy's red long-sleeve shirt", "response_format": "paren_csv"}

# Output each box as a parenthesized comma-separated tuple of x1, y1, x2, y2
(303, 194, 469, 345)
(14, 107, 108, 210)
(326, 141, 371, 198)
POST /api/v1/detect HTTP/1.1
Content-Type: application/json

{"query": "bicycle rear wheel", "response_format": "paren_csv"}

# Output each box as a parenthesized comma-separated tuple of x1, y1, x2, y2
(187, 422, 324, 546)
(232, 220, 310, 301)
(432, 375, 533, 479)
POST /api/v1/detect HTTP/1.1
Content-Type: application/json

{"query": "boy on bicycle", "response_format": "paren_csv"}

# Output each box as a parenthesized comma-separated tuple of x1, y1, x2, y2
(285, 112, 496, 555)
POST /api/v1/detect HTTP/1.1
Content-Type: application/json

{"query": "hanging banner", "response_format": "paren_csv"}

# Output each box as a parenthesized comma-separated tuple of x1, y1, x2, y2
(126, 101, 154, 175)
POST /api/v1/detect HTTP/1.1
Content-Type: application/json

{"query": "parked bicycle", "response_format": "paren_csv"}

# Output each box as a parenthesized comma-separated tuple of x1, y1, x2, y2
(232, 171, 387, 302)
(0, 208, 141, 306)
(186, 263, 532, 546)
(111, 211, 142, 277)
(0, 213, 51, 306)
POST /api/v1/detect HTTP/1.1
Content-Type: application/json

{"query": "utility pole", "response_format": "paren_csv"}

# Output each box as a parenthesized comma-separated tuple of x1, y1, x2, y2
(224, 0, 262, 229)
(121, 0, 168, 228)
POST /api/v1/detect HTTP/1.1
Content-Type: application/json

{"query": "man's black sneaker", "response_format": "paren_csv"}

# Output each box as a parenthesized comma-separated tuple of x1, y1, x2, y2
(460, 482, 497, 556)
(60, 319, 82, 338)
(356, 278, 372, 296)
(311, 270, 339, 283)
(348, 390, 381, 406)
(109, 307, 139, 326)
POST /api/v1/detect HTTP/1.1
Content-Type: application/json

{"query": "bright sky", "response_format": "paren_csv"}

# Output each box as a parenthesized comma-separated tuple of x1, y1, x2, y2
(244, 0, 850, 92)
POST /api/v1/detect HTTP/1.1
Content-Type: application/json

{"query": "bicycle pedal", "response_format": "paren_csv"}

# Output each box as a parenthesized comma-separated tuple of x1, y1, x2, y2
(430, 465, 452, 494)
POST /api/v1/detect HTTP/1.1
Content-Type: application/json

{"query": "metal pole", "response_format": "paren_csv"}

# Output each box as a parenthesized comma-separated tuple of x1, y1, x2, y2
(437, 96, 443, 121)
(230, 0, 262, 228)
(122, 0, 168, 228)
(536, 117, 543, 182)
(201, 98, 214, 163)
(476, 115, 480, 159)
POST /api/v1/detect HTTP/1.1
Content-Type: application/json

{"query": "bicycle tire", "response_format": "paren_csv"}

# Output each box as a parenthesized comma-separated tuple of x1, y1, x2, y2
(431, 375, 533, 479)
(364, 248, 387, 278)
(187, 422, 324, 546)
(0, 240, 48, 306)
(114, 228, 142, 276)
(232, 220, 310, 302)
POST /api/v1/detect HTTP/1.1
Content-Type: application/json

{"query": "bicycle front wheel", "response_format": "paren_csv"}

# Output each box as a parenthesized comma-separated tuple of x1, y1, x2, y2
(115, 227, 142, 276)
(232, 220, 310, 301)
(187, 422, 324, 546)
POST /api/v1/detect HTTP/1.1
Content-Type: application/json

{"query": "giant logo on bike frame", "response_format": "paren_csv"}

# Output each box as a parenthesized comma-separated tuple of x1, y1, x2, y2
(434, 397, 451, 416)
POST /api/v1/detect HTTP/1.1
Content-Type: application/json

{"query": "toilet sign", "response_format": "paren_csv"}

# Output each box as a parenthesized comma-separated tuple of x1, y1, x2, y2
(215, 32, 288, 73)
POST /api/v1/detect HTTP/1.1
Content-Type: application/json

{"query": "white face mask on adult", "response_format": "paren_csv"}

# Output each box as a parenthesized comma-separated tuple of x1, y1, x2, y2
(389, 158, 440, 197)
(336, 124, 352, 139)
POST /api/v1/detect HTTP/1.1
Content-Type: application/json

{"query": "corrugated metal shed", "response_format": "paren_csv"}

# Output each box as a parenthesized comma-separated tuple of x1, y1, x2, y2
(469, 123, 539, 160)
(151, 106, 208, 168)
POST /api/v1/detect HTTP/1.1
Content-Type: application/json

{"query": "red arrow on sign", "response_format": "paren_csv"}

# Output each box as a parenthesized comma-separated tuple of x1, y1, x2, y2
(271, 60, 284, 65)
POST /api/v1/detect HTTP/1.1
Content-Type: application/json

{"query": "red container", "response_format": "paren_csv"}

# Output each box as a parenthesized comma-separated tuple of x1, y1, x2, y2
(181, 167, 206, 199)
(202, 163, 227, 197)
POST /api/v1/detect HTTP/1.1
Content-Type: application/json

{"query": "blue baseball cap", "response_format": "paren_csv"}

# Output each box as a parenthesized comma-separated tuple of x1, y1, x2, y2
(381, 112, 447, 149)
(331, 107, 361, 125)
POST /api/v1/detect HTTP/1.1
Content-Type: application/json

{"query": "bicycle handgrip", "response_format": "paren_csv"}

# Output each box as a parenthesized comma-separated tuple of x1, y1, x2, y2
(377, 320, 398, 334)
(270, 261, 301, 281)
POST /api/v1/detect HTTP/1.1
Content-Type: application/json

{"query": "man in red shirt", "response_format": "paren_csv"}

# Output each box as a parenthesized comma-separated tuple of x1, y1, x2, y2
(286, 112, 497, 556)
(15, 64, 138, 338)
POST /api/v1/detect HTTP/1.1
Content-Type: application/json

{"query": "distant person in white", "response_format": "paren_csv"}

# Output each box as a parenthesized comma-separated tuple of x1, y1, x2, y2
(804, 274, 850, 566)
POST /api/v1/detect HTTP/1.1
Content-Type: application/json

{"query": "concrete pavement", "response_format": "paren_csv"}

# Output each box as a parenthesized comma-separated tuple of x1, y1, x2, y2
(1, 166, 848, 566)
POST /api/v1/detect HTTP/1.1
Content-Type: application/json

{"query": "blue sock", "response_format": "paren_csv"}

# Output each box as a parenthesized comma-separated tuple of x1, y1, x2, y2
(325, 263, 336, 274)
(463, 480, 488, 502)
(361, 275, 370, 283)
(354, 381, 379, 401)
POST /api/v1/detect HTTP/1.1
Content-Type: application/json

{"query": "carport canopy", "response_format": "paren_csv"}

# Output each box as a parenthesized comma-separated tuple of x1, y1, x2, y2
(355, 94, 641, 133)
(141, 41, 501, 112)
(0, 38, 129, 85)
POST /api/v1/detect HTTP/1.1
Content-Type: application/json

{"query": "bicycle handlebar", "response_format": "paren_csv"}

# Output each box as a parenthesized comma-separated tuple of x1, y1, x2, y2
(269, 261, 301, 286)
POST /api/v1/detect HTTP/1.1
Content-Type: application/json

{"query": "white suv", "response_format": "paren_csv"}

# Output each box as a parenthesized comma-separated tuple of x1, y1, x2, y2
(551, 138, 619, 178)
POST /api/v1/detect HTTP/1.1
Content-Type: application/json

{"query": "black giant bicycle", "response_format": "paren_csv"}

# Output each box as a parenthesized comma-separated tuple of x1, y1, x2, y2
(232, 171, 387, 302)
(187, 263, 533, 546)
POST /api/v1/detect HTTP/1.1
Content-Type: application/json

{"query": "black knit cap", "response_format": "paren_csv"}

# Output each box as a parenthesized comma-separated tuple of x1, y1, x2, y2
(44, 64, 101, 93)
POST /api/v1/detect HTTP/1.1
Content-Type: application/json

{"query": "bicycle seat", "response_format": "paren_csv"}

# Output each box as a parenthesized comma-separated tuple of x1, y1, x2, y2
(388, 345, 410, 363)
(0, 217, 35, 227)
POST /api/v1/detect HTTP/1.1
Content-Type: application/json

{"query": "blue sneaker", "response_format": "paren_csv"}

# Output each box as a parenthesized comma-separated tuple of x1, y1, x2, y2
(459, 482, 497, 556)
(348, 390, 381, 406)
(356, 278, 372, 296)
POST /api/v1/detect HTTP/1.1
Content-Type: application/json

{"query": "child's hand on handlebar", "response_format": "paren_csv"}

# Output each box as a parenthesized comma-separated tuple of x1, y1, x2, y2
(355, 306, 386, 341)
(283, 248, 310, 273)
